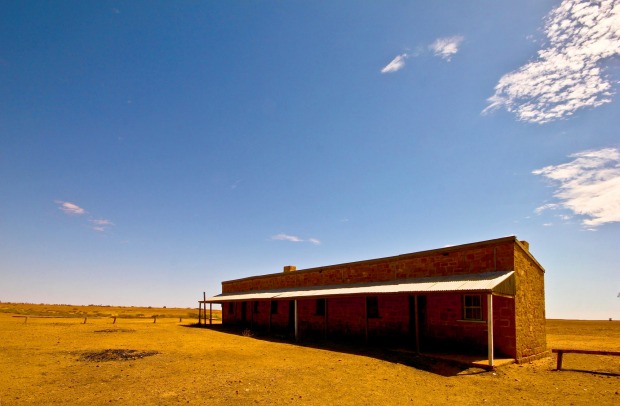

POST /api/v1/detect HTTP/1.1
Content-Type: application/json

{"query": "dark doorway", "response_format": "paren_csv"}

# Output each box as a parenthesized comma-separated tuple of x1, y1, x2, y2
(409, 295, 427, 351)
(241, 301, 247, 325)
(288, 300, 295, 337)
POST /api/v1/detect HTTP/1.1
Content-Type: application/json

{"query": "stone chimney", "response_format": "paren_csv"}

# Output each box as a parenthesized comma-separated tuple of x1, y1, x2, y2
(283, 265, 296, 273)
(520, 240, 529, 251)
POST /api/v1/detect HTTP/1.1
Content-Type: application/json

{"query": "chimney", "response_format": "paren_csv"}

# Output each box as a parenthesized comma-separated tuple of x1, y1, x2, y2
(520, 240, 529, 251)
(283, 265, 296, 273)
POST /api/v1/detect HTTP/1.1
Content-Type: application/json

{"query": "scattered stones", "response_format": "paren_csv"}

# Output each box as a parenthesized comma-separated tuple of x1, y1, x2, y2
(79, 349, 159, 362)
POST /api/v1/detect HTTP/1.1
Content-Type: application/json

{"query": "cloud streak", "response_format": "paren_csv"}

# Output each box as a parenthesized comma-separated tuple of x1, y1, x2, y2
(484, 0, 620, 123)
(381, 34, 464, 73)
(56, 200, 115, 232)
(429, 36, 464, 61)
(381, 53, 408, 73)
(57, 201, 86, 215)
(271, 233, 321, 245)
(533, 147, 620, 227)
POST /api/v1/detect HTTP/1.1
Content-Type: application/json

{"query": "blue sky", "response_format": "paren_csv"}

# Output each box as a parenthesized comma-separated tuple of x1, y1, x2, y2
(1, 0, 618, 319)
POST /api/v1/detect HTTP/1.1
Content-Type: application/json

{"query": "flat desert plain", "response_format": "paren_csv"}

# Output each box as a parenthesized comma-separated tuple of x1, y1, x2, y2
(0, 303, 618, 405)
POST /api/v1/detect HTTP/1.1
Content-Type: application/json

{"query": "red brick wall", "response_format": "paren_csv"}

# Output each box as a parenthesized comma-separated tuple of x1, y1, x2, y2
(223, 293, 516, 357)
(222, 239, 516, 293)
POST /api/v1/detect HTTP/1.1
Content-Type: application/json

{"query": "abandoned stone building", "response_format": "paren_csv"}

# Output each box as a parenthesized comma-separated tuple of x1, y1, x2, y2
(201, 236, 547, 365)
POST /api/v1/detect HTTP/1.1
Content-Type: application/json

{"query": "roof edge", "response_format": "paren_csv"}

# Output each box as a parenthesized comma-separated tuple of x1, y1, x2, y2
(222, 236, 519, 286)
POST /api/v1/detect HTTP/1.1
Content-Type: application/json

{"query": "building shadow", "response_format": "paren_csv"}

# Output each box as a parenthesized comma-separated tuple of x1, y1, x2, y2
(182, 323, 494, 377)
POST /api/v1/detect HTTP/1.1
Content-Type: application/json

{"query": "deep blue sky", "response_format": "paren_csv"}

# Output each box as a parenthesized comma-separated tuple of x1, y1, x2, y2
(1, 1, 619, 319)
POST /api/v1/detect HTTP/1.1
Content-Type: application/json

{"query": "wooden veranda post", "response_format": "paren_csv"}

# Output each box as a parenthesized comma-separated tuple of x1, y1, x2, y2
(487, 293, 494, 368)
(294, 300, 298, 341)
(209, 302, 212, 325)
(324, 298, 328, 339)
(364, 296, 369, 344)
(414, 295, 420, 354)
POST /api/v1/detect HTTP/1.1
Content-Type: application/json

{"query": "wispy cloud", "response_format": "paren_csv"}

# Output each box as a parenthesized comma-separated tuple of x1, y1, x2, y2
(483, 0, 620, 123)
(271, 233, 321, 245)
(56, 201, 86, 215)
(381, 53, 408, 73)
(272, 233, 303, 243)
(381, 35, 464, 73)
(307, 238, 322, 245)
(533, 147, 620, 227)
(56, 200, 115, 232)
(429, 36, 464, 61)
(89, 218, 115, 232)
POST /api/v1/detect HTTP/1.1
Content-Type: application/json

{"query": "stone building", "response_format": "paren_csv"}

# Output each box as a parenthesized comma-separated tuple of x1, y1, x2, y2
(202, 236, 547, 365)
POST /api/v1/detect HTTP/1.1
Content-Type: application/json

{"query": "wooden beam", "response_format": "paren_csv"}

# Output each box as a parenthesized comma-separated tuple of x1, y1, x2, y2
(209, 302, 212, 325)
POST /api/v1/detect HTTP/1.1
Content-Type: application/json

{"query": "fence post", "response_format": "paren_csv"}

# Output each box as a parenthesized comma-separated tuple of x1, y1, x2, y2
(112, 316, 117, 324)
(83, 317, 87, 324)
(153, 316, 157, 324)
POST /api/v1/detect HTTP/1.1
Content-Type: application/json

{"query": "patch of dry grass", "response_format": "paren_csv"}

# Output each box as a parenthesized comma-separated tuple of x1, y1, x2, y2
(0, 305, 618, 405)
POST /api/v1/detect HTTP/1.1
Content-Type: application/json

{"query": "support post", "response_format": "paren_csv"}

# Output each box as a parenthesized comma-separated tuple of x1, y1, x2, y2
(324, 298, 328, 339)
(203, 292, 207, 325)
(487, 293, 494, 368)
(414, 295, 420, 354)
(268, 300, 272, 334)
(209, 302, 212, 325)
(556, 351, 564, 370)
(364, 297, 369, 344)
(198, 302, 202, 325)
(294, 300, 298, 341)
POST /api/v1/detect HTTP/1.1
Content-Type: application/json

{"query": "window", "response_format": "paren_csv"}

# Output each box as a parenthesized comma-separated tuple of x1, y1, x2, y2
(366, 296, 379, 318)
(270, 301, 278, 315)
(315, 299, 325, 316)
(253, 301, 259, 314)
(463, 295, 482, 321)
(228, 302, 234, 314)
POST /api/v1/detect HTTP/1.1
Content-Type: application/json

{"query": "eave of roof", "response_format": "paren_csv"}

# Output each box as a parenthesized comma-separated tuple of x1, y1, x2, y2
(204, 270, 515, 303)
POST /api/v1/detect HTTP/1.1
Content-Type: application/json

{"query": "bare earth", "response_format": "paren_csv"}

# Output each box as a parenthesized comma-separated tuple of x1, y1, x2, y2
(0, 303, 618, 405)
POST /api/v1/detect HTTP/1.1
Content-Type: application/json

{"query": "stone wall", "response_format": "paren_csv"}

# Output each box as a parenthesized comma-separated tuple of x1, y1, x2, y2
(513, 243, 547, 362)
(222, 238, 516, 293)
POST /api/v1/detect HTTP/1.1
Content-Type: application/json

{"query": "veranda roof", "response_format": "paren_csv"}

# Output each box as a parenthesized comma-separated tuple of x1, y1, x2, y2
(203, 270, 515, 303)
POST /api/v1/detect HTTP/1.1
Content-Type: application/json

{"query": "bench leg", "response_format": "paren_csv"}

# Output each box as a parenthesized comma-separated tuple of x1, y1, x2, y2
(556, 352, 563, 370)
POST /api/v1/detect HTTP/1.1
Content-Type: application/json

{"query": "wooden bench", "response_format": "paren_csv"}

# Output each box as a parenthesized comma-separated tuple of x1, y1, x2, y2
(552, 349, 620, 370)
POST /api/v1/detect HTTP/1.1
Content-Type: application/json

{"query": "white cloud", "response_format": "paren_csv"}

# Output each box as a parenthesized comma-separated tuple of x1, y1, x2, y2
(272, 233, 303, 243)
(533, 147, 620, 227)
(55, 201, 116, 232)
(483, 0, 620, 123)
(90, 219, 114, 226)
(381, 53, 408, 73)
(271, 234, 321, 245)
(89, 218, 114, 232)
(429, 36, 464, 61)
(57, 201, 86, 215)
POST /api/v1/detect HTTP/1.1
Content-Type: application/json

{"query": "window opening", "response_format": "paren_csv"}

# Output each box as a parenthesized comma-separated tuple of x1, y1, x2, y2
(366, 296, 379, 318)
(463, 294, 483, 321)
(315, 299, 325, 316)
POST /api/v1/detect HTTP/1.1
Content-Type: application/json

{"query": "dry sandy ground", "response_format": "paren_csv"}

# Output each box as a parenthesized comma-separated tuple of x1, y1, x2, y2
(0, 304, 618, 405)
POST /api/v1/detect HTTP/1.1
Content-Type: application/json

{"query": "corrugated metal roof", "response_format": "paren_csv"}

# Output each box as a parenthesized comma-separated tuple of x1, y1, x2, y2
(204, 271, 515, 302)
